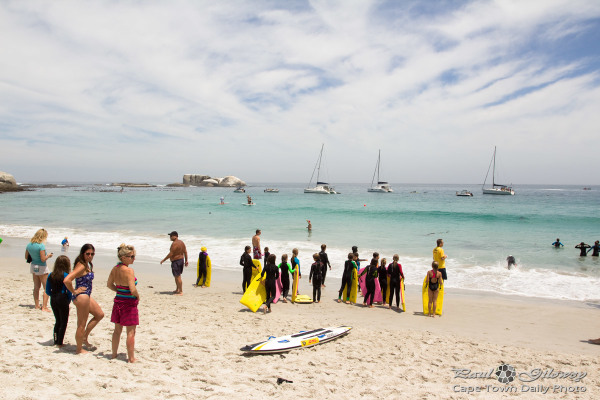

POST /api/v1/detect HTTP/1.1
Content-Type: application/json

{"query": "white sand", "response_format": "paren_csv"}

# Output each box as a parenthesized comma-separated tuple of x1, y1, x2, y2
(0, 248, 599, 399)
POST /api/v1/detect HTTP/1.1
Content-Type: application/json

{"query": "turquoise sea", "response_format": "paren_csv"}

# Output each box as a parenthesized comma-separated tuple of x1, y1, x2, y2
(1, 183, 599, 301)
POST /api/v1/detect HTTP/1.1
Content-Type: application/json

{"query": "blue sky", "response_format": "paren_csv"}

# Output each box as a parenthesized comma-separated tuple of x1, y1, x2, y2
(1, 0, 599, 184)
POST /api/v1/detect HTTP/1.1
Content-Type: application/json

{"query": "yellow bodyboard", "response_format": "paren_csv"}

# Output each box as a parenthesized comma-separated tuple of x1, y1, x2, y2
(294, 294, 313, 303)
(400, 278, 406, 312)
(422, 275, 444, 315)
(240, 274, 266, 312)
(251, 259, 262, 280)
(342, 268, 358, 303)
(196, 255, 212, 287)
(291, 267, 299, 303)
(385, 276, 391, 304)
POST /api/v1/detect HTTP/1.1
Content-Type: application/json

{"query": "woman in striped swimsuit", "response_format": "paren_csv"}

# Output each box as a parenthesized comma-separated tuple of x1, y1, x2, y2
(107, 244, 140, 363)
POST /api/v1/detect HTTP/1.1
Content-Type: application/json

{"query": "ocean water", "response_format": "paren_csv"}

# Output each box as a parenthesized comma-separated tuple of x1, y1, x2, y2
(1, 183, 599, 302)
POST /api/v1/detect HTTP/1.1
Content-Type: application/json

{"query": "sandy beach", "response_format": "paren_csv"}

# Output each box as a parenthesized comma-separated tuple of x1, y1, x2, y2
(1, 240, 599, 399)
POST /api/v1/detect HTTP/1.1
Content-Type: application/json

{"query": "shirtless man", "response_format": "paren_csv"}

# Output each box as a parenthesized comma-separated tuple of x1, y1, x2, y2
(252, 229, 262, 260)
(160, 231, 188, 295)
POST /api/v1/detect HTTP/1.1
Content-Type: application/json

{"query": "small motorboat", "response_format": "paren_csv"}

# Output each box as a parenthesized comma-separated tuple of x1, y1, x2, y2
(233, 187, 246, 193)
(456, 190, 473, 197)
(264, 188, 279, 193)
(583, 187, 592, 191)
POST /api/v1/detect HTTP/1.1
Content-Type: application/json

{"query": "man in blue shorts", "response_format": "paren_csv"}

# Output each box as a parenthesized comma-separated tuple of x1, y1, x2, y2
(160, 231, 188, 295)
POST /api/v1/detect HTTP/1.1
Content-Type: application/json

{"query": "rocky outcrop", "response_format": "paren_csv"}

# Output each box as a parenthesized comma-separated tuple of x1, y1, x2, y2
(183, 175, 246, 187)
(0, 171, 22, 192)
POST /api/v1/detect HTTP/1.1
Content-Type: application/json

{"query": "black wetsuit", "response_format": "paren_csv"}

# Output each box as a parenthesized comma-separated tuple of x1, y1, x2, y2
(506, 256, 516, 269)
(48, 275, 70, 346)
(263, 251, 270, 267)
(309, 261, 323, 302)
(338, 260, 354, 300)
(377, 264, 388, 302)
(261, 262, 279, 310)
(576, 244, 591, 256)
(279, 262, 292, 298)
(387, 262, 404, 308)
(196, 251, 208, 286)
(240, 252, 254, 292)
(319, 251, 331, 284)
(589, 244, 600, 257)
(360, 264, 378, 305)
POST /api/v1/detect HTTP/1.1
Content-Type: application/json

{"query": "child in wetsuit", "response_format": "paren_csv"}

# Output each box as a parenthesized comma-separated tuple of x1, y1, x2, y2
(387, 254, 404, 310)
(196, 246, 209, 287)
(45, 255, 72, 347)
(359, 259, 379, 307)
(309, 253, 323, 303)
(278, 254, 295, 303)
(378, 258, 388, 306)
(261, 254, 279, 314)
(338, 253, 356, 303)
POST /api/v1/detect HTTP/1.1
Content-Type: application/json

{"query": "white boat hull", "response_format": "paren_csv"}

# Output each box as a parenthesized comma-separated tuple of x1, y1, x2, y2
(368, 186, 393, 193)
(305, 186, 337, 194)
(482, 188, 514, 195)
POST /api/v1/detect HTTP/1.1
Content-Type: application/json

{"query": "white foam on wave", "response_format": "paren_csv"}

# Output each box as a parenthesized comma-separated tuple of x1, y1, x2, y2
(3, 224, 599, 302)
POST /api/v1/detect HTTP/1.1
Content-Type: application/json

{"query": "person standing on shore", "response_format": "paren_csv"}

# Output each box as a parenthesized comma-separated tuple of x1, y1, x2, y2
(45, 255, 72, 347)
(107, 244, 140, 363)
(387, 254, 404, 310)
(61, 237, 69, 252)
(587, 240, 599, 256)
(433, 239, 448, 281)
(359, 259, 378, 308)
(26, 228, 53, 312)
(378, 258, 388, 306)
(309, 253, 323, 303)
(552, 238, 564, 248)
(263, 247, 270, 267)
(240, 246, 254, 292)
(338, 253, 355, 304)
(252, 229, 262, 260)
(426, 261, 442, 318)
(291, 248, 301, 279)
(261, 254, 279, 314)
(575, 242, 591, 256)
(64, 244, 104, 354)
(319, 244, 331, 287)
(160, 231, 188, 295)
(196, 246, 209, 287)
(278, 254, 294, 303)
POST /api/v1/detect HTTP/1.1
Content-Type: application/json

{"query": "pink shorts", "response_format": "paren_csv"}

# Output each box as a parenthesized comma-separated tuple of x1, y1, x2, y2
(111, 297, 139, 326)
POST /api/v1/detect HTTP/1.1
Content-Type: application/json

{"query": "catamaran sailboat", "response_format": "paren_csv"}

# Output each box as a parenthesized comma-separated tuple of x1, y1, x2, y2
(482, 146, 514, 195)
(368, 150, 393, 193)
(305, 144, 338, 194)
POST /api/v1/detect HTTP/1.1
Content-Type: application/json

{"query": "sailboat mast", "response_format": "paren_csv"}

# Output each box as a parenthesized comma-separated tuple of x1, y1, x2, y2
(492, 146, 496, 187)
(316, 143, 323, 182)
(377, 150, 381, 183)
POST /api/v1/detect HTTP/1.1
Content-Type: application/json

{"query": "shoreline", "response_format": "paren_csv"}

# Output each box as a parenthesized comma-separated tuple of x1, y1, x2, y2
(0, 249, 599, 398)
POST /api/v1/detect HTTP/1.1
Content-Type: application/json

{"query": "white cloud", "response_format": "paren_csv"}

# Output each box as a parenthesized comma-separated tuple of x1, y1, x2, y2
(1, 0, 599, 184)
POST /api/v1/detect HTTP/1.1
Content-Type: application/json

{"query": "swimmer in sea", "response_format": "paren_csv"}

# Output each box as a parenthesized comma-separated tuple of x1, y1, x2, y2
(306, 219, 312, 231)
(575, 242, 591, 256)
(587, 240, 599, 257)
(552, 238, 564, 248)
(506, 255, 517, 270)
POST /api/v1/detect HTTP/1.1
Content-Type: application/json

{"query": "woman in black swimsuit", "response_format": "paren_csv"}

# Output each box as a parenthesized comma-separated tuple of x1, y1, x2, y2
(426, 261, 442, 318)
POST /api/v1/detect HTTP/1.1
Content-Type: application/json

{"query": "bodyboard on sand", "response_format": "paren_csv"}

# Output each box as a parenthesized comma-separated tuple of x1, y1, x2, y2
(240, 274, 266, 313)
(241, 326, 352, 354)
(400, 278, 406, 311)
(291, 267, 299, 303)
(294, 294, 313, 303)
(342, 268, 358, 303)
(358, 267, 382, 303)
(422, 275, 443, 315)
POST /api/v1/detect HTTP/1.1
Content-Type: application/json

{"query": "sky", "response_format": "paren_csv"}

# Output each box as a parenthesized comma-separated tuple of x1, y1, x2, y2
(1, 0, 599, 185)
